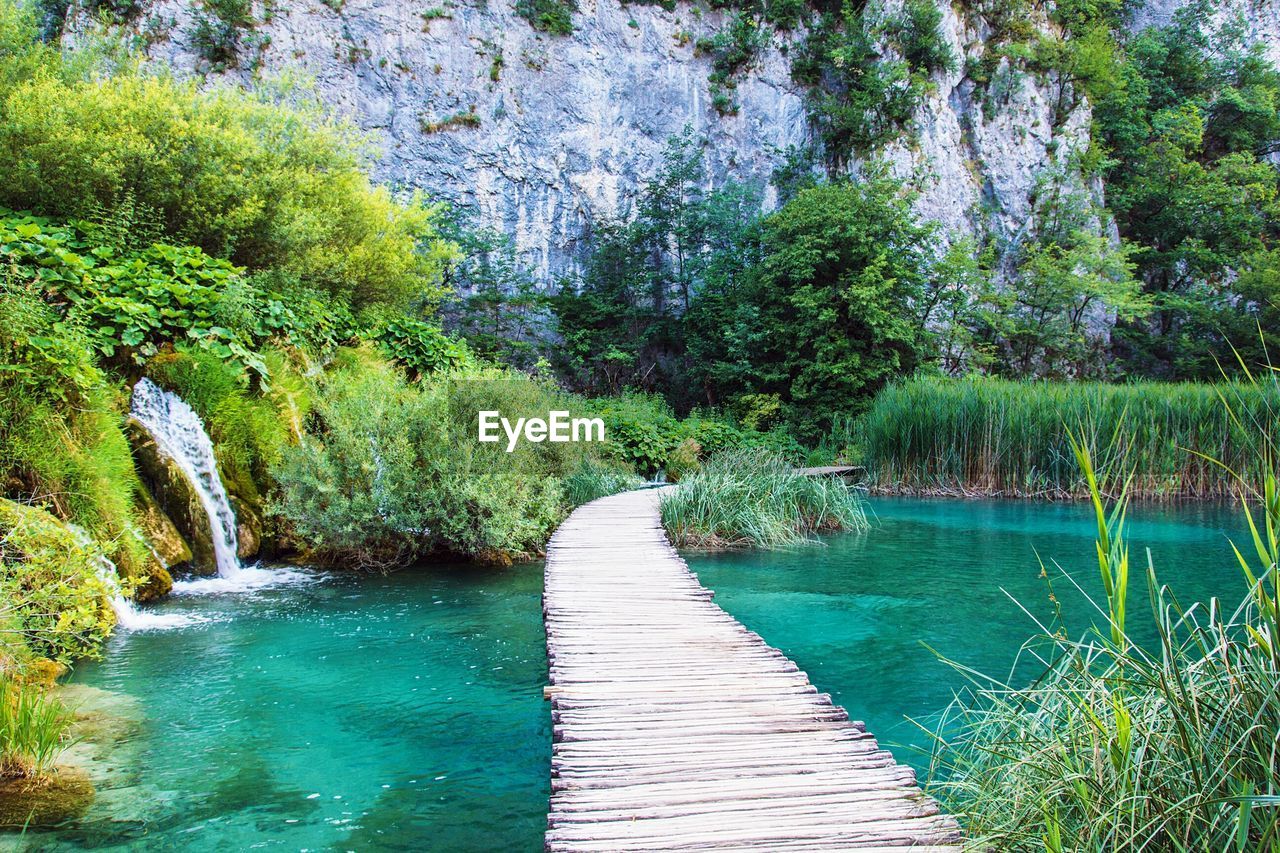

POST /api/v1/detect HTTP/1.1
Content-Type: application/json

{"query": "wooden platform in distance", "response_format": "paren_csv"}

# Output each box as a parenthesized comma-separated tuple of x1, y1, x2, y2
(796, 465, 867, 480)
(542, 488, 961, 851)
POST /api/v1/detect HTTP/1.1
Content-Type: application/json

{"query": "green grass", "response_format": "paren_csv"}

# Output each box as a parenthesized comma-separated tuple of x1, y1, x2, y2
(925, 429, 1280, 849)
(660, 448, 868, 549)
(858, 377, 1280, 498)
(0, 676, 74, 779)
(562, 458, 643, 508)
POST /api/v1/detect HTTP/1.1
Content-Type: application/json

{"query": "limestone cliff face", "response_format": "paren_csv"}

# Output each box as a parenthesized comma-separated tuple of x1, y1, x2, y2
(90, 0, 1279, 274)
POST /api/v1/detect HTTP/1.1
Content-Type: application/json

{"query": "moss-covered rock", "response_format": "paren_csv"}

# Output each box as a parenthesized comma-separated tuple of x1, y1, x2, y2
(229, 495, 262, 560)
(0, 766, 93, 828)
(126, 419, 217, 576)
(132, 479, 192, 569)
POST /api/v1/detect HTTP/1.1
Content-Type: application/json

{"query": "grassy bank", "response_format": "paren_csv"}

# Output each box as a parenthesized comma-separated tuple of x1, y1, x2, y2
(858, 377, 1279, 499)
(926, 437, 1280, 849)
(661, 449, 868, 549)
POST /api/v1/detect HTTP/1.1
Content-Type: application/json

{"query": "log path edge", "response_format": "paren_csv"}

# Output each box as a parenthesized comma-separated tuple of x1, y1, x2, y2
(542, 487, 963, 851)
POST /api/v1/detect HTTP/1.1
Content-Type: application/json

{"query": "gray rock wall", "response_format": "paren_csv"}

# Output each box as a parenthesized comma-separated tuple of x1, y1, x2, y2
(81, 0, 1280, 277)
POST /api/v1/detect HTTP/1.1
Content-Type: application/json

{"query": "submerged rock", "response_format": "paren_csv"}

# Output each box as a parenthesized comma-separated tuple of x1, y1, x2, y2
(126, 418, 217, 576)
(0, 766, 94, 829)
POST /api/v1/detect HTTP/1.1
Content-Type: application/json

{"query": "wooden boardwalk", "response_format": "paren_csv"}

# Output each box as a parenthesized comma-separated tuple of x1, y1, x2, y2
(542, 488, 961, 851)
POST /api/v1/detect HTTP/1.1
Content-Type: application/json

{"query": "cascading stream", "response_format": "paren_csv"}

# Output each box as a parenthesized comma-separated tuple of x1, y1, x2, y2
(130, 378, 242, 579)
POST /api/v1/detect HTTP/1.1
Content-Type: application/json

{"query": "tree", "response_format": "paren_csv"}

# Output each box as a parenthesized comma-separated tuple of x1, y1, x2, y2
(1094, 2, 1280, 377)
(439, 220, 550, 371)
(684, 177, 931, 441)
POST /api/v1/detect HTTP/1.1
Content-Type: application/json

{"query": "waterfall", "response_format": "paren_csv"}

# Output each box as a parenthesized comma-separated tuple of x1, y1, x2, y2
(130, 378, 242, 579)
(67, 523, 200, 630)
(94, 555, 202, 630)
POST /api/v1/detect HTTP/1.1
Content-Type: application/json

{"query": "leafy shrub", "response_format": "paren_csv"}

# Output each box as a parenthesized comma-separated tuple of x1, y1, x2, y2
(0, 499, 114, 665)
(0, 42, 456, 312)
(697, 12, 769, 115)
(0, 675, 74, 779)
(375, 317, 473, 379)
(515, 0, 575, 35)
(273, 353, 587, 568)
(660, 448, 868, 549)
(0, 278, 153, 587)
(144, 348, 293, 505)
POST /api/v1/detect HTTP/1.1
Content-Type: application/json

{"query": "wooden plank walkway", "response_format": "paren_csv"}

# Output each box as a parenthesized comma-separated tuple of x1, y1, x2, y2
(542, 488, 962, 851)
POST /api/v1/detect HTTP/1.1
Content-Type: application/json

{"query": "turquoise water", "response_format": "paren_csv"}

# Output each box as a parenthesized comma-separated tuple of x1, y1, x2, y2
(685, 497, 1251, 763)
(30, 498, 1250, 850)
(48, 565, 549, 852)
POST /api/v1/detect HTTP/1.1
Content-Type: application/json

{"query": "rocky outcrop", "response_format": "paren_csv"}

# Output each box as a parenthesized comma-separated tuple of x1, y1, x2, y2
(92, 0, 1105, 274)
(76, 0, 1280, 271)
(132, 477, 191, 570)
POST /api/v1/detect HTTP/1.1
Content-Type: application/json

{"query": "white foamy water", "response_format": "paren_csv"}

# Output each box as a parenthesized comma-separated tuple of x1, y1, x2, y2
(170, 565, 316, 596)
(76, 534, 207, 631)
(130, 378, 242, 579)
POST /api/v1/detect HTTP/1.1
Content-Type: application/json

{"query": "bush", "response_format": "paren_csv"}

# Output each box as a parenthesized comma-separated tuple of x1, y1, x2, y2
(144, 348, 293, 506)
(0, 34, 456, 312)
(375, 317, 473, 379)
(660, 448, 868, 549)
(272, 352, 590, 568)
(0, 278, 152, 587)
(0, 499, 114, 665)
(514, 0, 575, 35)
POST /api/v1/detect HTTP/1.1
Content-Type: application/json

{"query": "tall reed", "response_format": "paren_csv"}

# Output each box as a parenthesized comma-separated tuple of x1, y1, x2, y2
(925, 402, 1280, 848)
(0, 677, 73, 779)
(858, 377, 1280, 498)
(661, 448, 868, 549)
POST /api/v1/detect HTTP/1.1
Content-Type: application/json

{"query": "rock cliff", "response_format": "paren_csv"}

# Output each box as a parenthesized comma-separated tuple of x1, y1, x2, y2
(84, 0, 1280, 275)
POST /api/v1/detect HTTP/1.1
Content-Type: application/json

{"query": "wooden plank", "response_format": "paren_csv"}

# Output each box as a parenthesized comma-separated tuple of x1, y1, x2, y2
(543, 488, 961, 851)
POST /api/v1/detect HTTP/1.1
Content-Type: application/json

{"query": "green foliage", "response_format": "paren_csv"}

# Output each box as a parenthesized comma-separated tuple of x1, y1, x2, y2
(792, 0, 951, 163)
(439, 218, 551, 371)
(0, 31, 456, 313)
(593, 393, 799, 478)
(0, 675, 74, 779)
(0, 211, 268, 375)
(0, 499, 114, 666)
(684, 177, 930, 442)
(144, 348, 293, 506)
(1093, 3, 1280, 377)
(375, 317, 473, 379)
(515, 0, 575, 35)
(696, 12, 768, 115)
(555, 131, 766, 407)
(660, 448, 868, 549)
(0, 276, 151, 585)
(420, 109, 481, 134)
(274, 352, 588, 568)
(562, 458, 643, 507)
(858, 377, 1279, 498)
(989, 180, 1148, 377)
(927, 422, 1280, 850)
(191, 0, 255, 70)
